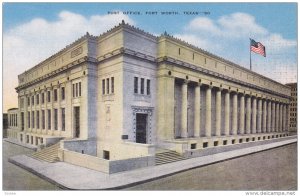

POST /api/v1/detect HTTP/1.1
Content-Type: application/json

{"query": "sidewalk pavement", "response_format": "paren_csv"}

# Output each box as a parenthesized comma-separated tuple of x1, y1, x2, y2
(9, 136, 297, 190)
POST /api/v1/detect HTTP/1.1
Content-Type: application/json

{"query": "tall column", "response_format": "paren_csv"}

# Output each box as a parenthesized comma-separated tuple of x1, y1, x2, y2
(215, 87, 222, 136)
(287, 104, 290, 132)
(205, 86, 212, 137)
(65, 81, 73, 138)
(24, 95, 28, 134)
(246, 95, 251, 134)
(252, 97, 257, 133)
(283, 104, 287, 132)
(277, 102, 282, 132)
(262, 99, 267, 133)
(194, 83, 201, 137)
(45, 89, 49, 135)
(181, 80, 188, 138)
(267, 100, 272, 132)
(275, 102, 279, 132)
(58, 86, 62, 136)
(239, 94, 245, 134)
(224, 90, 230, 135)
(232, 92, 238, 135)
(272, 101, 276, 132)
(257, 99, 262, 133)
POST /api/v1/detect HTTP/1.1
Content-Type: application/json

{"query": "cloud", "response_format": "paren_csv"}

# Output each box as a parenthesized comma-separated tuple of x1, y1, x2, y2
(177, 12, 296, 84)
(3, 10, 135, 112)
(186, 12, 268, 39)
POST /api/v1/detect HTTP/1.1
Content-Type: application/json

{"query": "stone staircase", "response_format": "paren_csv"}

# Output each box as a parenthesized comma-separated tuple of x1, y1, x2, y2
(155, 150, 188, 165)
(30, 143, 60, 163)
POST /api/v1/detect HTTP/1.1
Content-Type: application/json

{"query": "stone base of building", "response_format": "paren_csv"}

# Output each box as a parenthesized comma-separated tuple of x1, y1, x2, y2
(158, 132, 290, 154)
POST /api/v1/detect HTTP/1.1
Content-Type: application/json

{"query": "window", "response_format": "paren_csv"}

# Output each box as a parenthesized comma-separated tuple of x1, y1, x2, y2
(28, 112, 30, 128)
(79, 82, 81, 96)
(61, 108, 65, 131)
(27, 97, 30, 106)
(42, 110, 45, 129)
(54, 89, 58, 101)
(73, 82, 82, 98)
(106, 78, 110, 94)
(54, 109, 58, 130)
(102, 79, 105, 95)
(111, 77, 114, 94)
(36, 94, 39, 104)
(103, 150, 110, 160)
(36, 111, 40, 129)
(76, 83, 78, 97)
(61, 87, 65, 100)
(42, 93, 45, 104)
(73, 84, 75, 97)
(31, 96, 34, 105)
(140, 78, 144, 94)
(48, 109, 51, 130)
(32, 111, 35, 128)
(47, 91, 51, 102)
(147, 79, 150, 95)
(134, 77, 138, 93)
(178, 48, 181, 55)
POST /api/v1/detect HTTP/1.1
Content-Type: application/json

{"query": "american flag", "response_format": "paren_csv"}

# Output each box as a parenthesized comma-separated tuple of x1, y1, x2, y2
(250, 38, 266, 57)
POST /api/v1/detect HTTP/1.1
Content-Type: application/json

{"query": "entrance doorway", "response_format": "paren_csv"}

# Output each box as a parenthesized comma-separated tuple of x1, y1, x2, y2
(74, 107, 80, 138)
(136, 113, 147, 144)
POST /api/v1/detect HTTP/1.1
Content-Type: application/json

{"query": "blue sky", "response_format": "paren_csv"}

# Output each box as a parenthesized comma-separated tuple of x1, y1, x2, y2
(2, 3, 297, 112)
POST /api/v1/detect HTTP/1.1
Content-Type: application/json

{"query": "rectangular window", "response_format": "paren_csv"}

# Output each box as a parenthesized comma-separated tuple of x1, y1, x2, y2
(61, 108, 65, 131)
(61, 87, 65, 100)
(103, 150, 110, 160)
(111, 77, 114, 94)
(48, 109, 51, 130)
(141, 78, 145, 94)
(147, 79, 150, 95)
(73, 84, 75, 97)
(102, 79, 105, 95)
(54, 89, 58, 101)
(54, 109, 58, 130)
(106, 78, 109, 94)
(134, 77, 138, 94)
(47, 91, 51, 102)
(27, 97, 30, 106)
(36, 111, 40, 129)
(79, 82, 81, 97)
(36, 94, 39, 105)
(31, 96, 34, 105)
(42, 110, 45, 129)
(76, 83, 78, 97)
(28, 112, 30, 128)
(32, 111, 35, 128)
(42, 93, 45, 104)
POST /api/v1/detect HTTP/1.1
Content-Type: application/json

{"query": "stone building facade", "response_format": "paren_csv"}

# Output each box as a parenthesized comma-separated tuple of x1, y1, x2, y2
(8, 21, 291, 173)
(286, 83, 297, 132)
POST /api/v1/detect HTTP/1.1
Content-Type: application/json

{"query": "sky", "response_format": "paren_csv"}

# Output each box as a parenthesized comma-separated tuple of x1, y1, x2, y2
(2, 3, 297, 112)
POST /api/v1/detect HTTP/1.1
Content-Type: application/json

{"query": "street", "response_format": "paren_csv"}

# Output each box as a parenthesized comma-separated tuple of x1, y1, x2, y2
(2, 140, 297, 190)
(2, 140, 61, 190)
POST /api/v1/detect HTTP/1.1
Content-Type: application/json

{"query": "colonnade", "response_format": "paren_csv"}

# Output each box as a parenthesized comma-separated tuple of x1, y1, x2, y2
(178, 80, 289, 138)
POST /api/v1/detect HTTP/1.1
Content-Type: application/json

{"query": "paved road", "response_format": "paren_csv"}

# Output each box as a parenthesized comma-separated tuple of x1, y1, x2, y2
(2, 140, 61, 190)
(126, 143, 297, 190)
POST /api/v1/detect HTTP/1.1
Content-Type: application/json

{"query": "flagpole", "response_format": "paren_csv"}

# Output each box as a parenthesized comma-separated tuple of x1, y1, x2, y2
(249, 38, 252, 71)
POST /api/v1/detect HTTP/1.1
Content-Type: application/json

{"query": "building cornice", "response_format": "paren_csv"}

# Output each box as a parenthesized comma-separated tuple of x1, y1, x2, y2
(157, 56, 290, 99)
(15, 56, 97, 92)
(159, 33, 289, 90)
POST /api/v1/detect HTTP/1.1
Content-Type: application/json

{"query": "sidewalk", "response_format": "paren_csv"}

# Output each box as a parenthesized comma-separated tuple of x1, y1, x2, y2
(9, 136, 297, 190)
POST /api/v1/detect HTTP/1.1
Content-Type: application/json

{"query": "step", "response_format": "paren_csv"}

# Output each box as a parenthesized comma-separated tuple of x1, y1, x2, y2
(155, 156, 186, 162)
